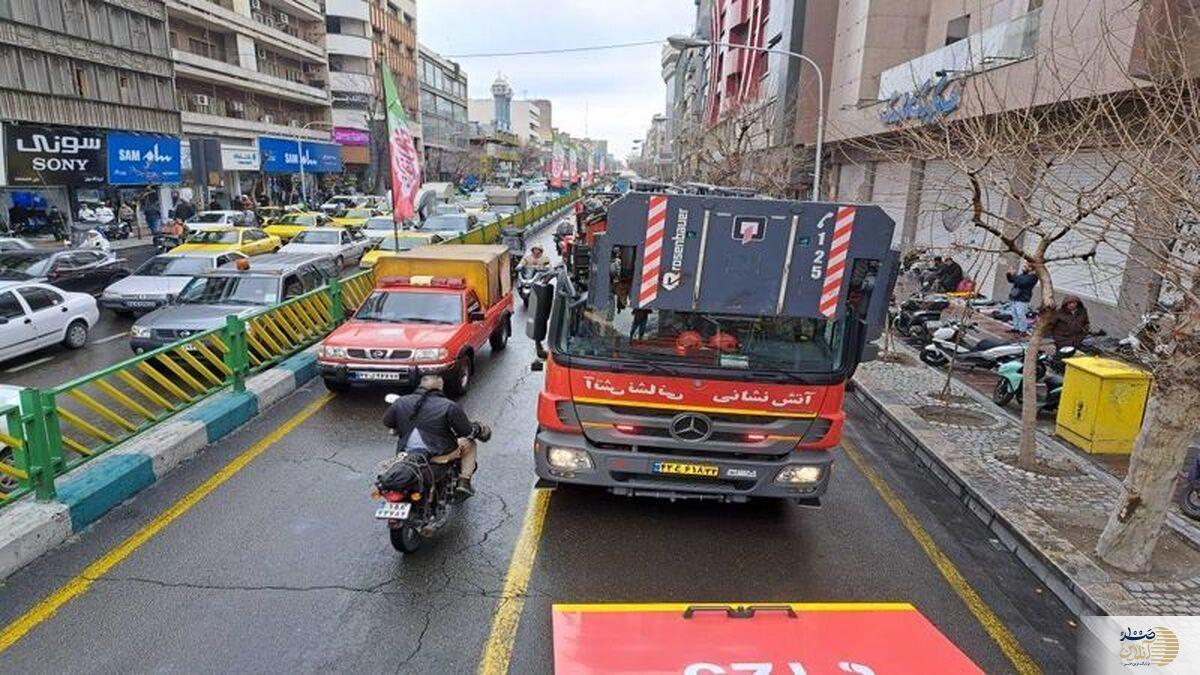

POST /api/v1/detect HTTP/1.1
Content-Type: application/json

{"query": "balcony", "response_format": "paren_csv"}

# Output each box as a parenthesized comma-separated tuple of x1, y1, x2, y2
(877, 8, 1042, 99)
(325, 0, 369, 21)
(173, 48, 329, 106)
(326, 34, 373, 59)
(167, 0, 325, 63)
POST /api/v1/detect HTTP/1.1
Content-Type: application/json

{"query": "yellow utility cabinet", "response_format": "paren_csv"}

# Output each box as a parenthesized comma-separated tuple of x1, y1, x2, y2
(1055, 357, 1151, 454)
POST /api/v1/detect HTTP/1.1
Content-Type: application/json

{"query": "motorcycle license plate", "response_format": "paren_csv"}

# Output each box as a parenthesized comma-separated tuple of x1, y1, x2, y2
(652, 462, 719, 478)
(375, 502, 412, 520)
(354, 371, 403, 381)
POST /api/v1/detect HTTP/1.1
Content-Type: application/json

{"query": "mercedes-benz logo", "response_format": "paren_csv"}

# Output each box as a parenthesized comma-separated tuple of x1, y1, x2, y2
(371, 349, 388, 359)
(669, 413, 713, 442)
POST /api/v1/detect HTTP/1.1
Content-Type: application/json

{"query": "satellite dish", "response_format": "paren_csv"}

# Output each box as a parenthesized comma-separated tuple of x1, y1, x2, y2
(941, 203, 967, 232)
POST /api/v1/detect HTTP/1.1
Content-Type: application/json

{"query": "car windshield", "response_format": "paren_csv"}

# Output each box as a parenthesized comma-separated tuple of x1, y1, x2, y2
(277, 214, 315, 226)
(338, 209, 373, 219)
(377, 235, 430, 252)
(135, 256, 213, 276)
(186, 230, 240, 244)
(177, 276, 279, 306)
(188, 213, 227, 223)
(555, 304, 847, 375)
(365, 217, 404, 231)
(423, 215, 471, 233)
(0, 253, 52, 277)
(290, 231, 340, 245)
(476, 212, 500, 224)
(356, 290, 462, 324)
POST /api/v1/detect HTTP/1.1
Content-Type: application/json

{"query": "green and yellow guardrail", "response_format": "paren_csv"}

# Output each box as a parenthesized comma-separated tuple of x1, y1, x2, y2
(0, 190, 580, 510)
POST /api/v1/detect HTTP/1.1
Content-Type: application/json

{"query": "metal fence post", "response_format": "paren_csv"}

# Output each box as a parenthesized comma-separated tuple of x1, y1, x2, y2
(19, 389, 58, 501)
(330, 277, 345, 324)
(224, 315, 249, 392)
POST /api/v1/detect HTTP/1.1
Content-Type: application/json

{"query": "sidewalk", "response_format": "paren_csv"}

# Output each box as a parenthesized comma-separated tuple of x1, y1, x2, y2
(25, 233, 154, 252)
(851, 345, 1200, 616)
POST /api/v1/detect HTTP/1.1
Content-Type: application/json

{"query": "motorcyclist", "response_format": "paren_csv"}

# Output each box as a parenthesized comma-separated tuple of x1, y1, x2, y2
(518, 245, 551, 270)
(382, 375, 489, 502)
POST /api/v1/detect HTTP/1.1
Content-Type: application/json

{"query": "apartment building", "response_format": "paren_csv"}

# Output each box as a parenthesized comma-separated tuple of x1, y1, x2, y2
(167, 0, 334, 205)
(419, 45, 468, 182)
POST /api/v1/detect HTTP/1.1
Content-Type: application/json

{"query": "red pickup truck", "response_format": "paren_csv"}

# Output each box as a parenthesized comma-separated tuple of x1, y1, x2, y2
(318, 245, 513, 396)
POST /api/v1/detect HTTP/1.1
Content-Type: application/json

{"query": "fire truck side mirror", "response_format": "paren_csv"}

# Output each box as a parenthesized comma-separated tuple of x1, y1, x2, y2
(525, 282, 553, 342)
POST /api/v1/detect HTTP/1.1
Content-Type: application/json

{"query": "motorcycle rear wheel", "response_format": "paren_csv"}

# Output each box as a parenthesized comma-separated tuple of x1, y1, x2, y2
(1180, 487, 1200, 521)
(390, 525, 422, 553)
(919, 349, 949, 367)
(992, 378, 1015, 407)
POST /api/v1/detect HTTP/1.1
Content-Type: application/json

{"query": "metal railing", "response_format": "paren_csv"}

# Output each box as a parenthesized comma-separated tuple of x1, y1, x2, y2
(0, 190, 579, 509)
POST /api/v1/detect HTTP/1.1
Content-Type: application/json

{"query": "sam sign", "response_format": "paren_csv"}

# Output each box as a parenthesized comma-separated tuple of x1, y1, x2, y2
(258, 136, 343, 173)
(107, 132, 182, 185)
(4, 123, 106, 186)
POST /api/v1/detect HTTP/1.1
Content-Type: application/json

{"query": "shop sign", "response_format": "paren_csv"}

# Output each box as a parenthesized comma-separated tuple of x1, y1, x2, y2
(880, 73, 963, 125)
(333, 127, 370, 147)
(221, 144, 260, 171)
(107, 132, 181, 185)
(258, 136, 343, 174)
(4, 123, 106, 186)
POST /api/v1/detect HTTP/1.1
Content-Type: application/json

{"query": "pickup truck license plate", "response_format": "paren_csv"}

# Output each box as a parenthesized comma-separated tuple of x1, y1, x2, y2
(374, 502, 411, 520)
(652, 461, 719, 478)
(354, 371, 403, 381)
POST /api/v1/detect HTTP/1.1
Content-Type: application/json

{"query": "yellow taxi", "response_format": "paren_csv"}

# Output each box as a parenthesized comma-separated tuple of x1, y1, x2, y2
(169, 226, 281, 256)
(263, 212, 332, 241)
(359, 232, 443, 268)
(330, 208, 379, 229)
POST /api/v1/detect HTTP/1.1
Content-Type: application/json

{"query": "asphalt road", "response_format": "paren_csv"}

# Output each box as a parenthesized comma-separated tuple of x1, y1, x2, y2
(0, 222, 1077, 672)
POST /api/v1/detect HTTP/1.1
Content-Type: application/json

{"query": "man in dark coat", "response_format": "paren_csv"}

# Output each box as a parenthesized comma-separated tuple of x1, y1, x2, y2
(1048, 295, 1090, 349)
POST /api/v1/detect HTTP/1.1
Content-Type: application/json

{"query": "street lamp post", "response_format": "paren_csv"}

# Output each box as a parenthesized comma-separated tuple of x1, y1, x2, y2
(667, 35, 826, 201)
(296, 121, 334, 207)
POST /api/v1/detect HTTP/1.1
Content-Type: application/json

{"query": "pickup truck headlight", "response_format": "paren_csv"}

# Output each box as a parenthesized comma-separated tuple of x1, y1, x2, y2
(775, 465, 823, 485)
(322, 346, 348, 358)
(547, 447, 593, 471)
(130, 325, 151, 339)
(411, 347, 448, 362)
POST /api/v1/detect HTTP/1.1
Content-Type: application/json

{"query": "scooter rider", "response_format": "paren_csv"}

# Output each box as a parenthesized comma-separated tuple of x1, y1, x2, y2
(382, 375, 490, 501)
(518, 244, 551, 270)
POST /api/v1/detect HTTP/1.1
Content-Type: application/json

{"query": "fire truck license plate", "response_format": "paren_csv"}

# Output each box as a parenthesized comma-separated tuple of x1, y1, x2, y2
(375, 502, 411, 520)
(652, 462, 719, 477)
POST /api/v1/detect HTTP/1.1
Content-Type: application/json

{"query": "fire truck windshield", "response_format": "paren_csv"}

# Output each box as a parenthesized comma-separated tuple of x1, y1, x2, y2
(555, 304, 847, 375)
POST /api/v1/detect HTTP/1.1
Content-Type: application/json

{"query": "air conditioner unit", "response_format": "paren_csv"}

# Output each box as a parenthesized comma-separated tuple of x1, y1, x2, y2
(262, 114, 274, 124)
(249, 0, 261, 10)
(277, 13, 290, 26)
(229, 100, 245, 112)
(191, 94, 210, 107)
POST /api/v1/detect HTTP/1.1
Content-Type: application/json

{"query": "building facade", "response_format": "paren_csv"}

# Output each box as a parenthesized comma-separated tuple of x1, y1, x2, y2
(529, 99, 553, 143)
(0, 0, 181, 225)
(419, 45, 468, 182)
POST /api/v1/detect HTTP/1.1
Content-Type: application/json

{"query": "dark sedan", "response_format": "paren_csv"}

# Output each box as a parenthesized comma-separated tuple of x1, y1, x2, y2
(0, 249, 130, 296)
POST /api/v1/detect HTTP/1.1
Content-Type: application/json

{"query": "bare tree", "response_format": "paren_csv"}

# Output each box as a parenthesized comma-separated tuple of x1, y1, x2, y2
(848, 1, 1200, 571)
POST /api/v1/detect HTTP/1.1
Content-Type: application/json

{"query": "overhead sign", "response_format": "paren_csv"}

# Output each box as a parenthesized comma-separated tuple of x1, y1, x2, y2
(4, 123, 106, 186)
(107, 132, 181, 185)
(221, 144, 260, 171)
(880, 73, 963, 125)
(258, 136, 343, 174)
(552, 603, 981, 674)
(333, 127, 370, 147)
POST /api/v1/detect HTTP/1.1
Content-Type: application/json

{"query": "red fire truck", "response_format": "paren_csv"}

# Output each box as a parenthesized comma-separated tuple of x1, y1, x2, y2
(525, 192, 897, 505)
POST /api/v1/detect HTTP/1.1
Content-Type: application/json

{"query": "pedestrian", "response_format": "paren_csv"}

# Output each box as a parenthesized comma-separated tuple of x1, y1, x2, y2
(46, 206, 67, 241)
(630, 307, 651, 339)
(938, 257, 964, 293)
(173, 196, 195, 222)
(1005, 265, 1039, 334)
(117, 200, 135, 228)
(1048, 295, 1090, 349)
(143, 198, 162, 235)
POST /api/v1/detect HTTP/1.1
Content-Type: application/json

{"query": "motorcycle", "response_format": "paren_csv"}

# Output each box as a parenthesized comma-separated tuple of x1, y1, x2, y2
(516, 265, 543, 308)
(373, 394, 491, 553)
(992, 346, 1075, 412)
(97, 219, 133, 241)
(890, 293, 950, 339)
(920, 321, 1025, 369)
(153, 232, 183, 253)
(1178, 454, 1200, 521)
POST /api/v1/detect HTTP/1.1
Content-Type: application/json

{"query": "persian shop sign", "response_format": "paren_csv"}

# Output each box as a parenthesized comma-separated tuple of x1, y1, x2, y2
(880, 73, 962, 125)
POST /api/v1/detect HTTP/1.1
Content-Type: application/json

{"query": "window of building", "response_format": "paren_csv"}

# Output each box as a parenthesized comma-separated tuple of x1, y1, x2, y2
(946, 14, 970, 46)
(326, 16, 341, 34)
(74, 66, 90, 96)
(1028, 0, 1044, 9)
(404, 12, 414, 26)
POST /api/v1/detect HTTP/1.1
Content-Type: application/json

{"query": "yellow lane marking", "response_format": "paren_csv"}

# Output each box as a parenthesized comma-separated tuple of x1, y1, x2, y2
(840, 434, 1039, 674)
(553, 602, 916, 613)
(0, 392, 335, 654)
(572, 396, 818, 418)
(478, 488, 552, 675)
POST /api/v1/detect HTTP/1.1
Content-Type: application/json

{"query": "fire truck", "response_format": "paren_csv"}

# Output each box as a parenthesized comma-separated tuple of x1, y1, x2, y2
(525, 192, 897, 505)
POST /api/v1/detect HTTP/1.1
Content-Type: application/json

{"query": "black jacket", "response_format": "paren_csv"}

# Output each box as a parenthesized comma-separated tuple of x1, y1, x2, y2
(938, 261, 964, 292)
(1007, 272, 1038, 302)
(382, 389, 473, 456)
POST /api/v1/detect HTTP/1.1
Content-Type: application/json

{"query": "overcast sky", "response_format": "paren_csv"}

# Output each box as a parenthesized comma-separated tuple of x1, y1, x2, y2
(418, 1, 696, 160)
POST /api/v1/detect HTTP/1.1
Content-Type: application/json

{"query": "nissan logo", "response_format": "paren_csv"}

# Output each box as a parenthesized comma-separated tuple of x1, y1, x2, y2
(371, 349, 388, 359)
(669, 413, 713, 442)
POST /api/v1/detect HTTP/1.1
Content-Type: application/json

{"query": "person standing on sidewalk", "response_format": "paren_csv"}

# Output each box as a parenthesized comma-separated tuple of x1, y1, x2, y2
(1006, 266, 1038, 334)
(1048, 295, 1090, 349)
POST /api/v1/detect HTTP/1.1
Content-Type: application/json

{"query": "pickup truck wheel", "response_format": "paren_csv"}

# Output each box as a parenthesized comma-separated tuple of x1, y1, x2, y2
(489, 318, 509, 351)
(444, 356, 472, 398)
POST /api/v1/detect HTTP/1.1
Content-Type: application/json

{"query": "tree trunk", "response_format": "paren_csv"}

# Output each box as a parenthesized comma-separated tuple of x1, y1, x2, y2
(1016, 319, 1045, 469)
(1096, 380, 1200, 572)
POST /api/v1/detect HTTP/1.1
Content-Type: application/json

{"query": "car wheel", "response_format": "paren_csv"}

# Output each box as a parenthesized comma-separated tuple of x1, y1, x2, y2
(63, 320, 89, 349)
(334, 255, 344, 269)
(489, 317, 510, 351)
(444, 355, 472, 398)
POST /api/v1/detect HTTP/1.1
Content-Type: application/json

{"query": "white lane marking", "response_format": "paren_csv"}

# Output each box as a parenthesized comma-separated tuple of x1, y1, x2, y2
(4, 356, 54, 373)
(92, 332, 129, 344)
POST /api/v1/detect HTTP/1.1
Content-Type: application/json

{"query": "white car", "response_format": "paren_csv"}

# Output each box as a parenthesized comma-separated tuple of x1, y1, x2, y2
(279, 228, 373, 268)
(0, 238, 34, 252)
(100, 251, 248, 315)
(0, 281, 99, 363)
(361, 216, 415, 243)
(185, 210, 255, 230)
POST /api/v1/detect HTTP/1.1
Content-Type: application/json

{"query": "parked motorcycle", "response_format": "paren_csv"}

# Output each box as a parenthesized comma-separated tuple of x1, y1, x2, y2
(96, 219, 133, 241)
(1178, 454, 1200, 521)
(891, 294, 950, 339)
(373, 394, 492, 553)
(920, 321, 1025, 369)
(992, 346, 1075, 412)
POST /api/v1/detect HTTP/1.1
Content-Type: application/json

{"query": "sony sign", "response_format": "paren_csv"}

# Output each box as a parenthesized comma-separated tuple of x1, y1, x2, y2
(4, 123, 106, 186)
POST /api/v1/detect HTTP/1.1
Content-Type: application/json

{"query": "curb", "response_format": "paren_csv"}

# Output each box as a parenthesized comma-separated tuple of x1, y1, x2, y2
(0, 347, 320, 581)
(850, 363, 1149, 616)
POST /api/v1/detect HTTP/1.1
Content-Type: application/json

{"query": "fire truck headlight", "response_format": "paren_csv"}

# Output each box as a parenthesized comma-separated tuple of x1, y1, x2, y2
(775, 465, 823, 485)
(547, 447, 593, 471)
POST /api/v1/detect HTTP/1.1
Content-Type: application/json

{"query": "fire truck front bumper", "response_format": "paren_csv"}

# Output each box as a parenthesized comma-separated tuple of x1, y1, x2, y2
(533, 429, 832, 505)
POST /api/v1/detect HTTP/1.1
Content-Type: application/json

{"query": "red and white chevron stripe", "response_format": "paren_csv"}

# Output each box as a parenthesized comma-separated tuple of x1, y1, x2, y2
(819, 206, 857, 318)
(638, 195, 669, 306)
